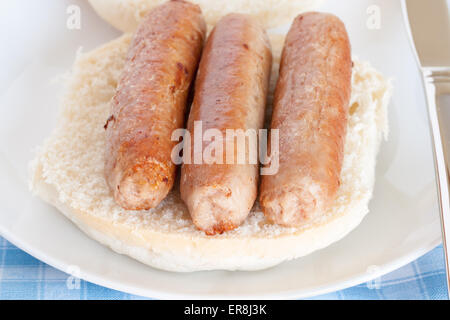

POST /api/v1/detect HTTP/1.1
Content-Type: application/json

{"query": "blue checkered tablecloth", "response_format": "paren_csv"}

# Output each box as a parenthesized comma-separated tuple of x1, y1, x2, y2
(0, 236, 447, 299)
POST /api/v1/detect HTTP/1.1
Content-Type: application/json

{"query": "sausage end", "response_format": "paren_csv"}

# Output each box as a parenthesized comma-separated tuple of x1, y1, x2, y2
(113, 160, 172, 210)
(182, 185, 251, 235)
(260, 182, 326, 227)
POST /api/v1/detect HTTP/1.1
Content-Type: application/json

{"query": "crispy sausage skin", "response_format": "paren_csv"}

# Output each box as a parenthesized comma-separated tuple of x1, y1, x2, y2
(104, 0, 206, 210)
(259, 12, 352, 227)
(180, 13, 272, 235)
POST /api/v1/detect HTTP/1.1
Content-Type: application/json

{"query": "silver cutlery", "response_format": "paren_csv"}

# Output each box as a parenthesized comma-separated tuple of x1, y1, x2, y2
(402, 0, 450, 297)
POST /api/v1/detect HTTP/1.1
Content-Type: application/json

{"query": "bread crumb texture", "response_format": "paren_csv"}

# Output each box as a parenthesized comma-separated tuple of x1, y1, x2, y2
(29, 33, 392, 271)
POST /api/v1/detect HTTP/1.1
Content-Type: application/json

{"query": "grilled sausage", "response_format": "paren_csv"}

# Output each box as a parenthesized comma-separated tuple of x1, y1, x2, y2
(105, 0, 206, 210)
(180, 13, 272, 235)
(259, 12, 352, 227)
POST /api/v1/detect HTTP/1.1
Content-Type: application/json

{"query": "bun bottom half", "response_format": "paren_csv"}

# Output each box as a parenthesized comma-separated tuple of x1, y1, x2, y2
(30, 34, 392, 272)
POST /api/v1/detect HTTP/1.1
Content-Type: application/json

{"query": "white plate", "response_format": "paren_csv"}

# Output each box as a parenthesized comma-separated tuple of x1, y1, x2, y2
(0, 0, 442, 299)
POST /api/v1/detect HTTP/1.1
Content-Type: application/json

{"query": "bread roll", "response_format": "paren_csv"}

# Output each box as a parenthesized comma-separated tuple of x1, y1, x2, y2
(88, 0, 324, 32)
(29, 33, 392, 272)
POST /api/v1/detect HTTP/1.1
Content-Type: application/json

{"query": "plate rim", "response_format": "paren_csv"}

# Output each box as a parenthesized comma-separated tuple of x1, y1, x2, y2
(0, 225, 441, 299)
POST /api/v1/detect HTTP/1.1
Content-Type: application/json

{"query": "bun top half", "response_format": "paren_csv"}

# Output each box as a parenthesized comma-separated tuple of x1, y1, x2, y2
(88, 0, 324, 32)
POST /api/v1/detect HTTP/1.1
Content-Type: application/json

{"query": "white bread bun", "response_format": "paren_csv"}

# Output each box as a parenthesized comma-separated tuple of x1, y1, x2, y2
(29, 33, 392, 272)
(88, 0, 324, 32)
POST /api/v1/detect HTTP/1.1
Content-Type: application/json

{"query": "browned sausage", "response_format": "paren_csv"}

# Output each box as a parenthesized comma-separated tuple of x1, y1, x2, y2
(259, 12, 352, 227)
(104, 0, 206, 210)
(180, 13, 272, 235)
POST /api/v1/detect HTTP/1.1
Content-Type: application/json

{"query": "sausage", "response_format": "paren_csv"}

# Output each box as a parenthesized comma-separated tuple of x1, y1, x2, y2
(259, 12, 352, 227)
(104, 0, 206, 210)
(180, 13, 272, 235)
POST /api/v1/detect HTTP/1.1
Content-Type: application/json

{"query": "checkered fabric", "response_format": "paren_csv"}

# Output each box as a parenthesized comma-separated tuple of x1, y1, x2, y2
(0, 236, 447, 299)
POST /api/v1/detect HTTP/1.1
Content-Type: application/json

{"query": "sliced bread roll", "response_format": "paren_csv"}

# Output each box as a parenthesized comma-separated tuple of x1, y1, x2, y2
(29, 33, 392, 272)
(88, 0, 324, 32)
